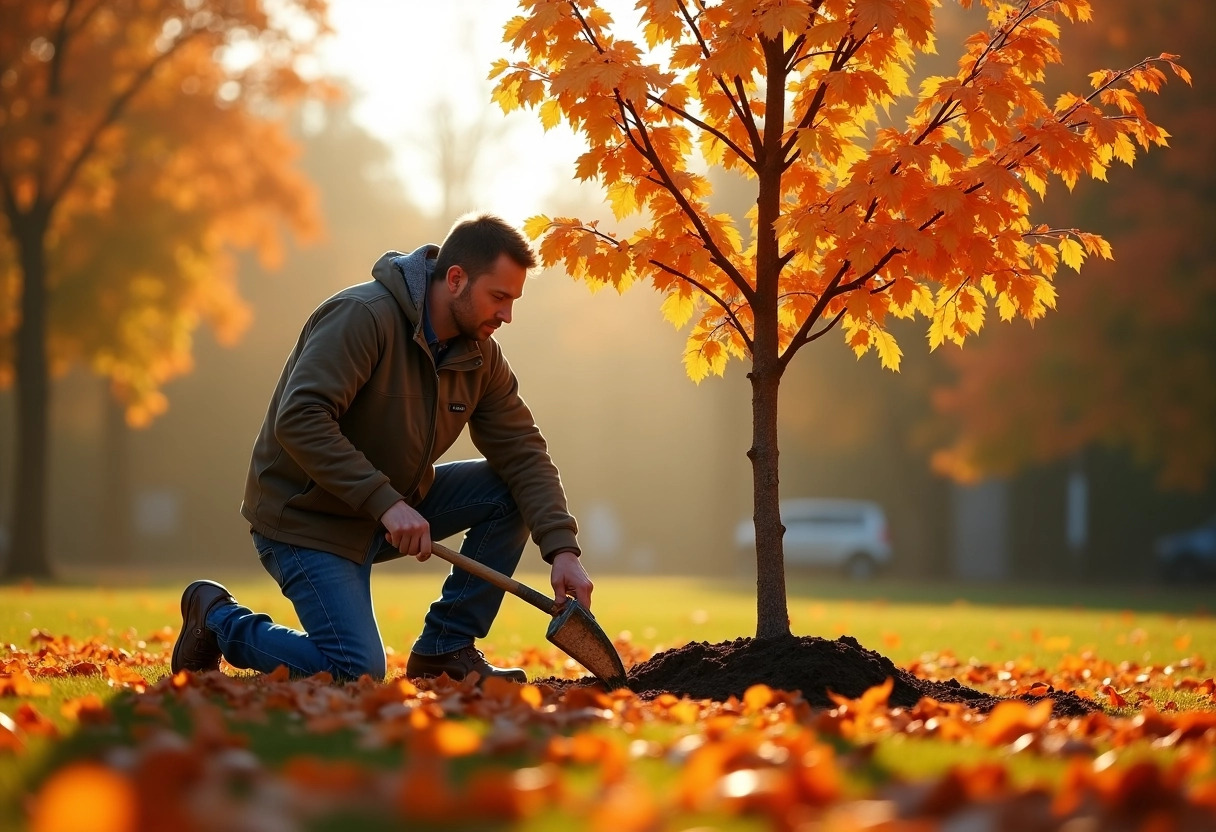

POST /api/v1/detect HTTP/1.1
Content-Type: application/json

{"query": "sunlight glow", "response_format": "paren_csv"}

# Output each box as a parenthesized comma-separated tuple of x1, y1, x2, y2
(317, 0, 590, 223)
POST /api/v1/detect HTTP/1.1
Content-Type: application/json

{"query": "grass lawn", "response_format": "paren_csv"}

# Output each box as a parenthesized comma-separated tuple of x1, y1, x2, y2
(2, 570, 1214, 830)
(5, 569, 1212, 667)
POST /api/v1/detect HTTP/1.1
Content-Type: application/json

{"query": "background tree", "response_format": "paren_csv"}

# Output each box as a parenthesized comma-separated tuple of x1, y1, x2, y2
(493, 0, 1182, 637)
(0, 0, 330, 579)
(930, 0, 1214, 492)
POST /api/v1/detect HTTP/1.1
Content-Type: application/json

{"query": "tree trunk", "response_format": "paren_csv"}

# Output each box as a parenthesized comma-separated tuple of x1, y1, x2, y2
(748, 34, 792, 639)
(749, 359, 789, 638)
(6, 218, 53, 580)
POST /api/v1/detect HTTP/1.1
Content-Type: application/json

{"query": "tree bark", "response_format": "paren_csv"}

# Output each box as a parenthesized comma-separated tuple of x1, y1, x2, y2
(749, 34, 791, 640)
(749, 360, 789, 638)
(6, 217, 53, 580)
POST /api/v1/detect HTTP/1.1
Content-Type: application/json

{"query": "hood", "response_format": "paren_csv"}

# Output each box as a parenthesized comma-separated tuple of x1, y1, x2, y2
(370, 244, 438, 329)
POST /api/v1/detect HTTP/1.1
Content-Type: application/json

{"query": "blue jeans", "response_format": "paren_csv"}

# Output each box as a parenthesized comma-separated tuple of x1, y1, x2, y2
(207, 459, 529, 680)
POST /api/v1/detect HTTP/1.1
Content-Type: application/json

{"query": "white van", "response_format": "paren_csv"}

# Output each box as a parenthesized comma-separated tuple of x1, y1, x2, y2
(734, 498, 892, 580)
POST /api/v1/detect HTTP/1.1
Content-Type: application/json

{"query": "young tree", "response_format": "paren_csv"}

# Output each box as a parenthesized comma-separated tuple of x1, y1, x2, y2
(492, 0, 1184, 637)
(0, 0, 330, 579)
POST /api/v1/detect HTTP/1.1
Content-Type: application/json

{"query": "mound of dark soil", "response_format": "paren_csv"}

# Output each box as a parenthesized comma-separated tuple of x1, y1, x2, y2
(541, 634, 1097, 718)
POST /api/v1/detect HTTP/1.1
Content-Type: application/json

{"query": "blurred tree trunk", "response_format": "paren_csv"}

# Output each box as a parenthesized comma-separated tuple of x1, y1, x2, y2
(8, 213, 52, 580)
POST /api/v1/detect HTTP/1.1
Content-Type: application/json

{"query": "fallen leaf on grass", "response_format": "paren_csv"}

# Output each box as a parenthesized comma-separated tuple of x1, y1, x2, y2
(14, 702, 59, 738)
(0, 670, 51, 697)
(6, 630, 1216, 829)
(974, 698, 1053, 747)
(61, 694, 109, 723)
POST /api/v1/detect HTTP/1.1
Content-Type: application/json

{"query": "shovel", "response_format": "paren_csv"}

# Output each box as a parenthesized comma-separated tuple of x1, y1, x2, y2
(429, 542, 628, 689)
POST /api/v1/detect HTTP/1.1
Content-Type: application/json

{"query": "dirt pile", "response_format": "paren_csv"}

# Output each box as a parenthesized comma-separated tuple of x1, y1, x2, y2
(541, 634, 1098, 718)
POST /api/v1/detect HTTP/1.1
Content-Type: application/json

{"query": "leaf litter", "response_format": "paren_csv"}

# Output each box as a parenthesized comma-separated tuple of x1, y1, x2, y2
(2, 626, 1215, 830)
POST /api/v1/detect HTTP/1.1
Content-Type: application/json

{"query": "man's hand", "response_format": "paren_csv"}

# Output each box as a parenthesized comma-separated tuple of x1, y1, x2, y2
(380, 500, 432, 561)
(550, 550, 593, 610)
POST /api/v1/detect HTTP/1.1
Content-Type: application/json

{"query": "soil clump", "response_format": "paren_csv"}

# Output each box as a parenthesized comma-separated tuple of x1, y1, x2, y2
(537, 634, 1097, 718)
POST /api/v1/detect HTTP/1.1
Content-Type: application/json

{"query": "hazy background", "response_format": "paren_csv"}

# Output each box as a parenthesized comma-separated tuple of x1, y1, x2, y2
(1, 0, 1213, 585)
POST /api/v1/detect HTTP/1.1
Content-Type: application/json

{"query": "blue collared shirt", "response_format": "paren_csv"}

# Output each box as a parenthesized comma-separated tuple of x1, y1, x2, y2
(421, 298, 450, 364)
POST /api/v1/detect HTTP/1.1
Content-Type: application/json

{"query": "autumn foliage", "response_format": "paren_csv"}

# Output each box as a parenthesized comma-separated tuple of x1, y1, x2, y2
(491, 0, 1184, 637)
(0, 0, 331, 578)
(928, 0, 1214, 491)
(3, 623, 1216, 829)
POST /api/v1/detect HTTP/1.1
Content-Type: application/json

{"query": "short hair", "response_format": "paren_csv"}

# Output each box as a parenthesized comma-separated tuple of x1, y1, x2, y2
(432, 213, 537, 283)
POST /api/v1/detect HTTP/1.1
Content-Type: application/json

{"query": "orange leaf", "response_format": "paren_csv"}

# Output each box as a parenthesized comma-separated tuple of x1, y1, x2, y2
(429, 721, 482, 757)
(1101, 685, 1129, 709)
(975, 698, 1052, 746)
(29, 763, 136, 832)
(60, 694, 109, 723)
(14, 703, 58, 738)
(743, 684, 774, 712)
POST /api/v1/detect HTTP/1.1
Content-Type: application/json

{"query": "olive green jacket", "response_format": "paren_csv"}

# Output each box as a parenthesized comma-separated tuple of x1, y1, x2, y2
(240, 245, 579, 563)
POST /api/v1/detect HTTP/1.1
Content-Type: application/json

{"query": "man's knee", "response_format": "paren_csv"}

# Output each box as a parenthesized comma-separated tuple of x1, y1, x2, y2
(330, 645, 386, 682)
(335, 657, 386, 682)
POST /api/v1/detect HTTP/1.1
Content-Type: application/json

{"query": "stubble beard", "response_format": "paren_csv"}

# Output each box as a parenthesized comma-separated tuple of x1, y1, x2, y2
(451, 289, 497, 341)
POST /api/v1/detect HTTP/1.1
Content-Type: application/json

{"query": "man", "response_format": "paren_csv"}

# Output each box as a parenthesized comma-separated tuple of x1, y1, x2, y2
(171, 214, 591, 683)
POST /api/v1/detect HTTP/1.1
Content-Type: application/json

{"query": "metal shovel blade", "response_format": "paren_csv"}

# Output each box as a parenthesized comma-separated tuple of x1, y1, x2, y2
(546, 598, 628, 689)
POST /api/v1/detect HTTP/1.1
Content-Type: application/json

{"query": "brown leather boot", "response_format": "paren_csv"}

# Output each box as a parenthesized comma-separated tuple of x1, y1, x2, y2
(170, 580, 236, 673)
(406, 645, 527, 684)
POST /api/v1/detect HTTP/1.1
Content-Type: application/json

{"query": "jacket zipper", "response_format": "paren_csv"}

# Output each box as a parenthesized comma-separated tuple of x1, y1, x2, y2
(399, 331, 483, 504)
(401, 331, 439, 504)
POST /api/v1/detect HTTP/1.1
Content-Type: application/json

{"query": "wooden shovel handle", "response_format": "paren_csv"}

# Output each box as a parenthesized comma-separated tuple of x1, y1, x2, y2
(429, 542, 558, 616)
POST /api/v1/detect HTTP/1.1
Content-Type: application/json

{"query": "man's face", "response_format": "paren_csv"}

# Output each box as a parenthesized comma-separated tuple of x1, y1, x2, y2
(450, 253, 527, 341)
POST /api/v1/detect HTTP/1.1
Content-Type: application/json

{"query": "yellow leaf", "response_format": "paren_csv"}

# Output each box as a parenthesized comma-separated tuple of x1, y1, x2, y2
(539, 98, 563, 131)
(607, 181, 639, 220)
(928, 310, 947, 351)
(1023, 168, 1047, 198)
(683, 346, 710, 383)
(1058, 237, 1085, 272)
(1032, 275, 1057, 310)
(522, 215, 551, 240)
(1112, 132, 1136, 166)
(873, 328, 902, 371)
(660, 290, 696, 327)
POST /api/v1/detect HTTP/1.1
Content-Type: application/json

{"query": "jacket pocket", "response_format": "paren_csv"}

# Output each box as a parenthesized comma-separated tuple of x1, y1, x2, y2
(284, 482, 359, 518)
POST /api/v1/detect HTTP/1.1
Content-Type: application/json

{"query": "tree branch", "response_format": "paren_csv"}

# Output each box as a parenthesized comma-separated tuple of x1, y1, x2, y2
(780, 35, 855, 166)
(650, 258, 754, 352)
(908, 0, 1049, 149)
(782, 0, 827, 72)
(675, 0, 760, 152)
(646, 92, 756, 169)
(780, 259, 849, 367)
(732, 74, 761, 152)
(620, 95, 754, 301)
(803, 307, 847, 343)
(45, 25, 204, 212)
(833, 248, 903, 295)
